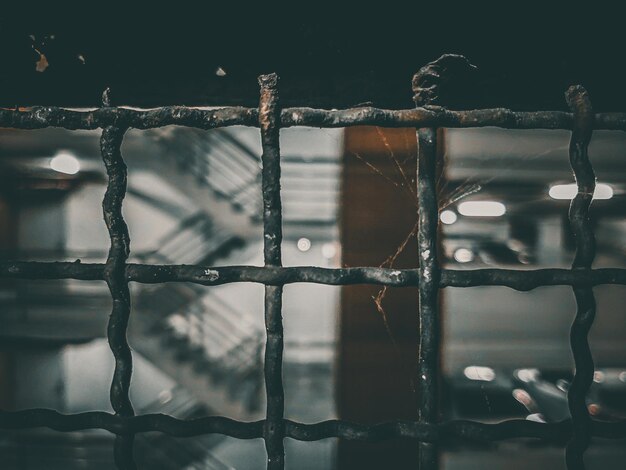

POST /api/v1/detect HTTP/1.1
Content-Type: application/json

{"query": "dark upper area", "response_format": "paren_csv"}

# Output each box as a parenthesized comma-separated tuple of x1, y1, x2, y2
(1, 6, 625, 111)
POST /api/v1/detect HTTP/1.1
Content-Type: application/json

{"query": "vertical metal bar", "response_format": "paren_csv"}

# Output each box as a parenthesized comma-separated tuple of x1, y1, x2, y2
(101, 125, 136, 470)
(565, 85, 596, 470)
(412, 55, 473, 469)
(259, 73, 285, 470)
(416, 126, 441, 469)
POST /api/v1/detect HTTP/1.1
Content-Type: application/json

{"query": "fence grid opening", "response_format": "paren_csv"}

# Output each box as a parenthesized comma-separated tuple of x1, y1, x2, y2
(1, 55, 626, 469)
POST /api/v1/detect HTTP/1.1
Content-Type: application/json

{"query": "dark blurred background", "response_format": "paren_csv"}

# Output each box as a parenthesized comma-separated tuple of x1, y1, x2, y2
(1, 5, 626, 110)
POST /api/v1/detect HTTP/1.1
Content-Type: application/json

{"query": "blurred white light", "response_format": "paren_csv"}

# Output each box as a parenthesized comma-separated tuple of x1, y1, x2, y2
(549, 183, 613, 200)
(297, 237, 311, 252)
(321, 242, 337, 259)
(158, 389, 173, 404)
(457, 200, 506, 217)
(515, 368, 539, 383)
(556, 379, 569, 393)
(453, 248, 474, 263)
(463, 366, 496, 382)
(513, 388, 533, 406)
(439, 210, 458, 225)
(526, 413, 546, 423)
(50, 151, 80, 175)
(166, 314, 188, 336)
(506, 239, 525, 252)
(619, 371, 626, 383)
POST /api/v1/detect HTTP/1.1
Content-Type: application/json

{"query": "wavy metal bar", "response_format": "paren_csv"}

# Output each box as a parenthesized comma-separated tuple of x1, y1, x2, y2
(285, 418, 571, 443)
(1, 409, 625, 442)
(3, 262, 626, 290)
(259, 73, 285, 470)
(565, 85, 596, 470)
(2, 105, 626, 131)
(101, 125, 136, 469)
(0, 410, 264, 437)
(0, 106, 258, 130)
(441, 268, 626, 290)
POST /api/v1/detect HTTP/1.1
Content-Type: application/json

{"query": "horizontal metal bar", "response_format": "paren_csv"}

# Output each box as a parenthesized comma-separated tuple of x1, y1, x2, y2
(0, 106, 258, 130)
(0, 409, 263, 438)
(441, 268, 626, 290)
(2, 261, 626, 290)
(1, 106, 626, 131)
(0, 410, 624, 442)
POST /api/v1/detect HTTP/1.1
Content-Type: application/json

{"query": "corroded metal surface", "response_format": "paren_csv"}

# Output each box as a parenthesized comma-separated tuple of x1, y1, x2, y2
(412, 54, 477, 107)
(0, 56, 624, 469)
(2, 105, 626, 131)
(0, 409, 624, 442)
(259, 73, 285, 470)
(3, 262, 626, 289)
(414, 56, 448, 469)
(565, 85, 596, 470)
(101, 125, 136, 469)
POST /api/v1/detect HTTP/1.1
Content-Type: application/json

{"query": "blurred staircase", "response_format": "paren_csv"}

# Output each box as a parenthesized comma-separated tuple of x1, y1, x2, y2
(131, 211, 264, 419)
(130, 129, 269, 418)
(155, 127, 263, 223)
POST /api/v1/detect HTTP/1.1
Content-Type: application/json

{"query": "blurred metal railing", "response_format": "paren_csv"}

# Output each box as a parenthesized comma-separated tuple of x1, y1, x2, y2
(155, 127, 263, 220)
(154, 126, 340, 226)
(1, 55, 626, 469)
(161, 295, 263, 406)
(133, 211, 261, 412)
(134, 212, 243, 267)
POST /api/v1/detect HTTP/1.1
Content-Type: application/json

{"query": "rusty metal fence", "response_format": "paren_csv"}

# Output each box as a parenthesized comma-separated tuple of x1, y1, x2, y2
(1, 55, 626, 469)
